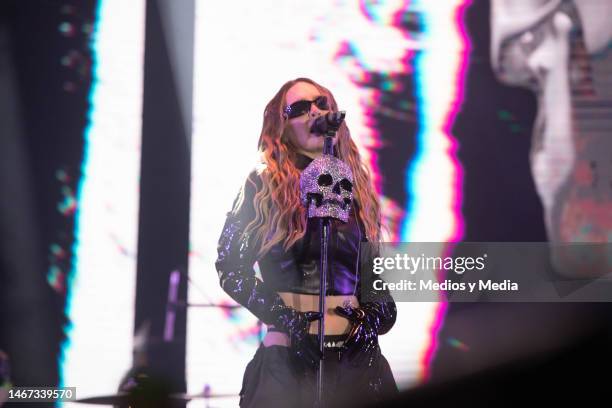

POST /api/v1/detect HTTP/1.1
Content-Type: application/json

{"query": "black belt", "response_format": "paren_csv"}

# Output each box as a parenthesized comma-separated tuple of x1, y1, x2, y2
(267, 327, 347, 349)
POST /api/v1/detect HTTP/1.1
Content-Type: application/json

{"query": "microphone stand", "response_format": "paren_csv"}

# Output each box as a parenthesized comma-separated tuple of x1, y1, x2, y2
(315, 131, 337, 408)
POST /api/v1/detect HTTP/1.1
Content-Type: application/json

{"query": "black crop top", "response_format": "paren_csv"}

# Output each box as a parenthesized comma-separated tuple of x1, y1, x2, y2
(228, 153, 366, 296)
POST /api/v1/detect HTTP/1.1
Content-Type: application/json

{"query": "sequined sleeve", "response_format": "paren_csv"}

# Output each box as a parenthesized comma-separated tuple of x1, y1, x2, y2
(214, 171, 287, 324)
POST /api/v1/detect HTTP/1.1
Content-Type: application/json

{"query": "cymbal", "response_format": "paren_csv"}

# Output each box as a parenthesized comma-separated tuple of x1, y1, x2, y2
(75, 392, 238, 404)
(75, 392, 191, 405)
(180, 392, 238, 399)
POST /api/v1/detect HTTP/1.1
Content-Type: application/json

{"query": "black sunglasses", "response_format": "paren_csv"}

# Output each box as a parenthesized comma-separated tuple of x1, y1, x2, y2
(284, 95, 330, 119)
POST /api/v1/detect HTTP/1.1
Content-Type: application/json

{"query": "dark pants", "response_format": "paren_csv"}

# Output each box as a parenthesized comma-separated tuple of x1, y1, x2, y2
(239, 338, 398, 408)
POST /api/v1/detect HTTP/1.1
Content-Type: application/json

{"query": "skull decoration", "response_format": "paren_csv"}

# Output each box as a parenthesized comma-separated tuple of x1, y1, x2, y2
(300, 155, 354, 222)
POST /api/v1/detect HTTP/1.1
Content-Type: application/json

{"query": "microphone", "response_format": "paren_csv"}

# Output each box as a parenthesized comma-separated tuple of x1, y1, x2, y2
(310, 111, 346, 135)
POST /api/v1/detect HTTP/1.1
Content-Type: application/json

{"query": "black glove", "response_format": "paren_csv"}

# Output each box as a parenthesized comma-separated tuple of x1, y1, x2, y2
(271, 306, 322, 369)
(335, 278, 397, 366)
(335, 305, 380, 367)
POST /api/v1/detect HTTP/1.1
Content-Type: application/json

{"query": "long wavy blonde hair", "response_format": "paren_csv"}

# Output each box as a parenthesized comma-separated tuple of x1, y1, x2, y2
(234, 78, 381, 257)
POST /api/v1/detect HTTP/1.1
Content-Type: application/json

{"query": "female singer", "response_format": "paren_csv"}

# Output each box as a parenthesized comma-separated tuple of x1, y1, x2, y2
(215, 78, 398, 407)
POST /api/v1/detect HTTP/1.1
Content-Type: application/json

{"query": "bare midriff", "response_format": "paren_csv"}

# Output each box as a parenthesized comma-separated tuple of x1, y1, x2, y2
(263, 293, 359, 347)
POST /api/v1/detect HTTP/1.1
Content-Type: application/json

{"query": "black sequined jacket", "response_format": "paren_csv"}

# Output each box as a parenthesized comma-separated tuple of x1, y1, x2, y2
(214, 153, 396, 334)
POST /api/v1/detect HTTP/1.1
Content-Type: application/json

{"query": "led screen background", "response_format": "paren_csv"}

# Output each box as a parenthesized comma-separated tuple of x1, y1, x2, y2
(182, 0, 612, 402)
(61, 0, 145, 404)
(2, 0, 608, 405)
(187, 0, 469, 403)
